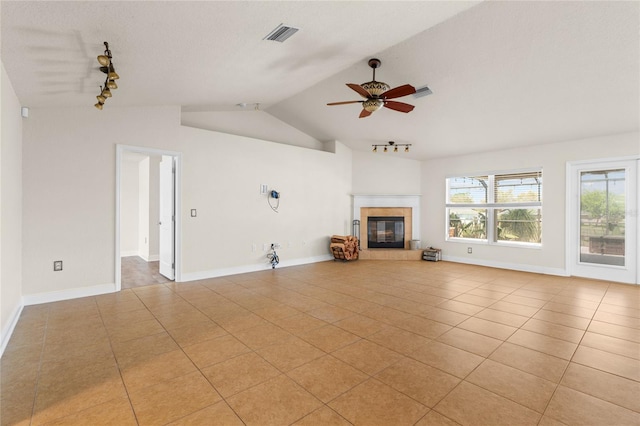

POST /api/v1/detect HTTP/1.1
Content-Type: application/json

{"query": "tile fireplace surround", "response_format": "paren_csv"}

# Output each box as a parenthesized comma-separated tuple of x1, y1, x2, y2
(352, 195, 422, 260)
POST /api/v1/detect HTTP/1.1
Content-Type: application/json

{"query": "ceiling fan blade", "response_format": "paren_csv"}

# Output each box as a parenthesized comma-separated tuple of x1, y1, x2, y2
(327, 100, 363, 106)
(347, 83, 371, 99)
(383, 100, 415, 113)
(359, 109, 372, 118)
(381, 84, 416, 100)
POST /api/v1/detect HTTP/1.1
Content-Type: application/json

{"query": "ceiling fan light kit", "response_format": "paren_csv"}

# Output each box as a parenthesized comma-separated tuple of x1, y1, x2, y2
(94, 42, 119, 110)
(328, 58, 416, 118)
(372, 141, 411, 153)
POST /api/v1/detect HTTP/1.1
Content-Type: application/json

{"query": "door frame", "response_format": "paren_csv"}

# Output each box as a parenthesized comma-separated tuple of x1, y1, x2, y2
(115, 144, 183, 290)
(566, 156, 639, 284)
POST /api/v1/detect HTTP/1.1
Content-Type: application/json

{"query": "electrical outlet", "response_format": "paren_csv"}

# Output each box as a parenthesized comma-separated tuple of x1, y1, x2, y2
(260, 184, 268, 194)
(252, 243, 257, 252)
(53, 260, 63, 271)
(467, 247, 473, 254)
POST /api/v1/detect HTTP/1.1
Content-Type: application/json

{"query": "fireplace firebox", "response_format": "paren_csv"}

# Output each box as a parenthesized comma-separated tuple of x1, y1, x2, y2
(367, 216, 405, 249)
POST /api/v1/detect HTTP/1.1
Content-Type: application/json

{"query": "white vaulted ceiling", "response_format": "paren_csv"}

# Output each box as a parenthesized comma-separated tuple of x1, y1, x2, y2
(2, 1, 638, 159)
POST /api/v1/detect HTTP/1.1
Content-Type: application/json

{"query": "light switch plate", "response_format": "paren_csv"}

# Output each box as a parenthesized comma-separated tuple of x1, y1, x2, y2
(191, 209, 197, 217)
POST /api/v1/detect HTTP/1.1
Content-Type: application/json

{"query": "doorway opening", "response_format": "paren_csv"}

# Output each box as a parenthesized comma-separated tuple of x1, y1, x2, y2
(116, 145, 182, 291)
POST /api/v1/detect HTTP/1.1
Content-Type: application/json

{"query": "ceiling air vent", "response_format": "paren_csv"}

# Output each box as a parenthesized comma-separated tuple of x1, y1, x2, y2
(263, 24, 299, 42)
(413, 85, 433, 98)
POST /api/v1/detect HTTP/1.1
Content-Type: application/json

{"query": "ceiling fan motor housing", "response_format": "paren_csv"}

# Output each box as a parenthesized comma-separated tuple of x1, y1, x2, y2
(363, 99, 384, 112)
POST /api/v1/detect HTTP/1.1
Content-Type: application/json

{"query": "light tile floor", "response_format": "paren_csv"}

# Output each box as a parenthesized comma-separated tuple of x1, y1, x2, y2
(121, 256, 171, 290)
(2, 260, 639, 425)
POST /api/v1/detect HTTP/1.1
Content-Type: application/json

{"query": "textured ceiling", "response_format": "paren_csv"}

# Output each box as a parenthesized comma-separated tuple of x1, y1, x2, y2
(2, 1, 638, 160)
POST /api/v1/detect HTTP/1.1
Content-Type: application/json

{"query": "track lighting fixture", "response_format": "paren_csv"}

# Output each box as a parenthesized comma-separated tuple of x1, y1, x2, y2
(371, 141, 412, 153)
(94, 42, 119, 110)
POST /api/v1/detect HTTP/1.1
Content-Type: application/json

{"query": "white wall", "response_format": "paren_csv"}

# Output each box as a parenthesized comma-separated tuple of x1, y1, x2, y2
(352, 150, 421, 195)
(178, 126, 352, 279)
(148, 156, 160, 260)
(134, 155, 160, 262)
(1, 63, 23, 352)
(120, 157, 140, 256)
(21, 105, 352, 299)
(421, 132, 640, 275)
(181, 110, 324, 151)
(22, 106, 181, 298)
(138, 157, 150, 260)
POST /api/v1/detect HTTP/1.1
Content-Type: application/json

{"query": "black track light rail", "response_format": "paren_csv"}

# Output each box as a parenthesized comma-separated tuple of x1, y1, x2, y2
(371, 141, 412, 153)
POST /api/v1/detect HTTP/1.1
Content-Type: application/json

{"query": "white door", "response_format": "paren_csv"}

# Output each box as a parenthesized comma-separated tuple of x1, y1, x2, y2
(159, 155, 175, 280)
(568, 159, 637, 284)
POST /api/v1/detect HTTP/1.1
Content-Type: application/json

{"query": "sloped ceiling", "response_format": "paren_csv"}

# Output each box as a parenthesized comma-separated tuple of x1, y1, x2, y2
(2, 1, 638, 160)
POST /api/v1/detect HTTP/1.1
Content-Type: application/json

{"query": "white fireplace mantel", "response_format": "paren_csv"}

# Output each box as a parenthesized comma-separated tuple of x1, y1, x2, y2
(352, 194, 420, 240)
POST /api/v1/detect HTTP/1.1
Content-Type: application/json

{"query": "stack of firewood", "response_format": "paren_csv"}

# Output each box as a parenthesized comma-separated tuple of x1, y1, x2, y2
(330, 235, 359, 261)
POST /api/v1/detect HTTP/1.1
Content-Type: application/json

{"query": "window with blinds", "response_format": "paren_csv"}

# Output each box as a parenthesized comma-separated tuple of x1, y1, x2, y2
(446, 169, 542, 245)
(447, 176, 489, 204)
(494, 171, 542, 204)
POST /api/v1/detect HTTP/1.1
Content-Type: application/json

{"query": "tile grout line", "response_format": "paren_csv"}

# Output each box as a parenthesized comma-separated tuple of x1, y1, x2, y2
(535, 280, 612, 425)
(27, 305, 51, 426)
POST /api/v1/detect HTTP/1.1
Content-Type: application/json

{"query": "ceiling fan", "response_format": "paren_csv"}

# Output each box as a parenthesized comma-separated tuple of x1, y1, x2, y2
(327, 58, 416, 118)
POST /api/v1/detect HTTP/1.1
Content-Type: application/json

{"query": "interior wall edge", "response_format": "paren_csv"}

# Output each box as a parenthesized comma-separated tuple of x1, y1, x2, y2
(0, 300, 24, 358)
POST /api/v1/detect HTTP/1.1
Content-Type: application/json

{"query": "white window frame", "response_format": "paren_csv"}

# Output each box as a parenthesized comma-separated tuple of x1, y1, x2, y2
(446, 169, 542, 248)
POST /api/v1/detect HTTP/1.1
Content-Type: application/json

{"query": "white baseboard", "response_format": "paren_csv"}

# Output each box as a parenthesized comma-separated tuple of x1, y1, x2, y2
(123, 253, 160, 262)
(179, 254, 333, 283)
(442, 255, 569, 277)
(1, 300, 24, 357)
(23, 283, 117, 306)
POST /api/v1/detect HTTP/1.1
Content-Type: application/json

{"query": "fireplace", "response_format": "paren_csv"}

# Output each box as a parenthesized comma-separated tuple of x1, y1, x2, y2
(367, 216, 405, 249)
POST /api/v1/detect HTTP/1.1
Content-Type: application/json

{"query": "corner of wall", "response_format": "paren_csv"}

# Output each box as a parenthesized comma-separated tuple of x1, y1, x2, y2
(1, 61, 24, 357)
(0, 299, 24, 357)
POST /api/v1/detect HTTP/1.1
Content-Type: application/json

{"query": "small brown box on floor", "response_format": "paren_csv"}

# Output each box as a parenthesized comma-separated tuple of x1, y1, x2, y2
(423, 247, 441, 261)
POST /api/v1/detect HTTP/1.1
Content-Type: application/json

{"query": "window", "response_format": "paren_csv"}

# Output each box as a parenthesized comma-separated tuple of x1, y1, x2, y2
(446, 170, 542, 245)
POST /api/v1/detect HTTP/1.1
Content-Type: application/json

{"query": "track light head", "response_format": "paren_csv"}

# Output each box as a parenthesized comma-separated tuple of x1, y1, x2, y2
(108, 65, 119, 80)
(94, 102, 104, 110)
(97, 55, 110, 66)
(107, 80, 118, 90)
